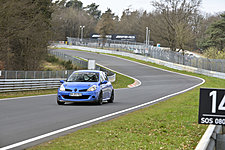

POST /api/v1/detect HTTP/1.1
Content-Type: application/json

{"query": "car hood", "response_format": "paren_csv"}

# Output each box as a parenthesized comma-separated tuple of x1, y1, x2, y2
(63, 82, 97, 89)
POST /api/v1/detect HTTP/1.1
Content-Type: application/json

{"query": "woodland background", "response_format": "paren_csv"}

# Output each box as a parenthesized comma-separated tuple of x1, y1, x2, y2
(0, 0, 224, 70)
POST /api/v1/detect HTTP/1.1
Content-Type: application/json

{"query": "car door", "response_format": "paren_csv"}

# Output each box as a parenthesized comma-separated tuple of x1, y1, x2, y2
(104, 74, 111, 99)
(100, 72, 107, 99)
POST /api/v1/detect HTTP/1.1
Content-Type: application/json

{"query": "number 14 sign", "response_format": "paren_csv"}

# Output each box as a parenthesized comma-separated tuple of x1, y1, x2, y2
(199, 88, 225, 125)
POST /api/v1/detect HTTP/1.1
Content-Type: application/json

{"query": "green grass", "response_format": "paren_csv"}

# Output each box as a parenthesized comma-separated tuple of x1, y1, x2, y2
(28, 49, 225, 150)
(112, 73, 134, 89)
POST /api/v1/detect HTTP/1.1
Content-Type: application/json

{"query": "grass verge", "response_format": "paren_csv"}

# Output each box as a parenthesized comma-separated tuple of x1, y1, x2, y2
(0, 89, 57, 99)
(28, 49, 225, 150)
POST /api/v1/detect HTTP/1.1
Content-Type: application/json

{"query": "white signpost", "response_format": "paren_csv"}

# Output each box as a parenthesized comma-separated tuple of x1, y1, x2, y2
(88, 60, 96, 70)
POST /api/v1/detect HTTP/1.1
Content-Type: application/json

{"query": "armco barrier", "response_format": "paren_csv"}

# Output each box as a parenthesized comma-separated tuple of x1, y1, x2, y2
(0, 79, 64, 92)
(195, 125, 222, 150)
(0, 75, 116, 93)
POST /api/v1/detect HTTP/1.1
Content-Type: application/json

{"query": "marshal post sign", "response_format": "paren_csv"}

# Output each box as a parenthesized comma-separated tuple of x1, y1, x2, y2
(199, 88, 225, 125)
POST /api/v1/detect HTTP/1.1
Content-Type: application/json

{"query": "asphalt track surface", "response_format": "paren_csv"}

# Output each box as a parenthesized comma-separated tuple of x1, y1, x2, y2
(0, 49, 203, 149)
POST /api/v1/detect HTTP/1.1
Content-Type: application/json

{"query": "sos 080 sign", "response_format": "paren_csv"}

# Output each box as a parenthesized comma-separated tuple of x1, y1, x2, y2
(199, 88, 225, 125)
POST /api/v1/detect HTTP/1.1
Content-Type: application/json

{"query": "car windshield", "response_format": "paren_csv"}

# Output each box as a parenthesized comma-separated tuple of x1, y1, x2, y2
(67, 72, 99, 82)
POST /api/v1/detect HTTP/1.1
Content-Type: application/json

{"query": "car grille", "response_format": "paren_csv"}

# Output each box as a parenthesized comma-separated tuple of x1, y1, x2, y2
(79, 89, 87, 92)
(65, 89, 72, 92)
(63, 95, 90, 99)
(65, 89, 87, 92)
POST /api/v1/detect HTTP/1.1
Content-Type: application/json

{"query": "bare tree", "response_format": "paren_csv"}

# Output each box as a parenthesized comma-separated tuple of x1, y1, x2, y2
(151, 0, 202, 51)
(116, 9, 143, 41)
(96, 9, 116, 47)
(0, 0, 52, 70)
(51, 2, 96, 41)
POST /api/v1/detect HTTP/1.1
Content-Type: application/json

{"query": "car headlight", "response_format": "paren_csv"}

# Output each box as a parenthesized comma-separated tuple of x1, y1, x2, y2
(59, 84, 65, 91)
(87, 85, 97, 91)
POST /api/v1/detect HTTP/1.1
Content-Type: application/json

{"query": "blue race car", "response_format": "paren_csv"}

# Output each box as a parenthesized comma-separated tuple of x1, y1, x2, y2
(57, 70, 114, 105)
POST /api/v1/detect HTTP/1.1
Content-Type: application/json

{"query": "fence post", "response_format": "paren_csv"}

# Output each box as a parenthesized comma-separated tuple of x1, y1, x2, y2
(49, 71, 51, 78)
(221, 60, 224, 73)
(42, 71, 44, 79)
(5, 71, 7, 79)
(34, 71, 36, 79)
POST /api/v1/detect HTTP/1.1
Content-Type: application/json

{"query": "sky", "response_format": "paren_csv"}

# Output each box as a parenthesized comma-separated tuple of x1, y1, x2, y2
(81, 0, 225, 17)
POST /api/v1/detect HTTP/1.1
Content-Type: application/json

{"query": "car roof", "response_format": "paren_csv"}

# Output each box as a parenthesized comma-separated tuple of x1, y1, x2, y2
(73, 70, 103, 73)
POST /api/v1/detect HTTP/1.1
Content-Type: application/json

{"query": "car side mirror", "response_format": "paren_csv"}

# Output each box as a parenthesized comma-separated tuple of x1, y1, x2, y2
(101, 80, 108, 84)
(60, 80, 65, 84)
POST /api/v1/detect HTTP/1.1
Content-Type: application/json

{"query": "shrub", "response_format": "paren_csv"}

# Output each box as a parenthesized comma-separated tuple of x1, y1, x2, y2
(46, 55, 60, 63)
(203, 47, 225, 59)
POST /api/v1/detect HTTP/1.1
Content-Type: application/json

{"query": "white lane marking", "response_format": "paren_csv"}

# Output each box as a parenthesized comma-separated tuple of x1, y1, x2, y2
(0, 75, 204, 150)
(1, 48, 205, 149)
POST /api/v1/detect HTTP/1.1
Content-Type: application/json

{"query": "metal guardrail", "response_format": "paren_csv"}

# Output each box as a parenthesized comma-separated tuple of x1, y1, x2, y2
(0, 73, 116, 93)
(195, 125, 222, 150)
(0, 78, 64, 93)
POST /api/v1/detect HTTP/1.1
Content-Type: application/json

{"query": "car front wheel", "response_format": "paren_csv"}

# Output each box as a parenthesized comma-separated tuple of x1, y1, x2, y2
(96, 92, 103, 105)
(108, 90, 114, 103)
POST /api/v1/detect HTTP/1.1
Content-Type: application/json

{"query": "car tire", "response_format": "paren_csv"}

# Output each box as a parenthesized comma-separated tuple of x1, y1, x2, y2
(108, 90, 114, 103)
(96, 92, 103, 105)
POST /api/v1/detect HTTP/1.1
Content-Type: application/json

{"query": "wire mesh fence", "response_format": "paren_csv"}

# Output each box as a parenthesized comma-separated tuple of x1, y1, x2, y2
(0, 51, 88, 79)
(66, 37, 225, 73)
(49, 50, 88, 69)
(0, 70, 75, 79)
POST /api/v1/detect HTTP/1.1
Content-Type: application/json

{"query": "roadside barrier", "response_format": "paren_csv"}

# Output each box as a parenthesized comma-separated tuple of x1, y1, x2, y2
(195, 125, 222, 150)
(0, 78, 63, 93)
(0, 72, 116, 93)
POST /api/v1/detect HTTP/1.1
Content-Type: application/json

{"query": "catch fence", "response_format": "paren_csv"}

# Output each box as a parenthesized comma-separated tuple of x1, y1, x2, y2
(66, 37, 225, 73)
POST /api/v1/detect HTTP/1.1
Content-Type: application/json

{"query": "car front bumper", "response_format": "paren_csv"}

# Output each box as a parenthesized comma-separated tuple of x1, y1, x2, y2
(57, 91, 99, 102)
